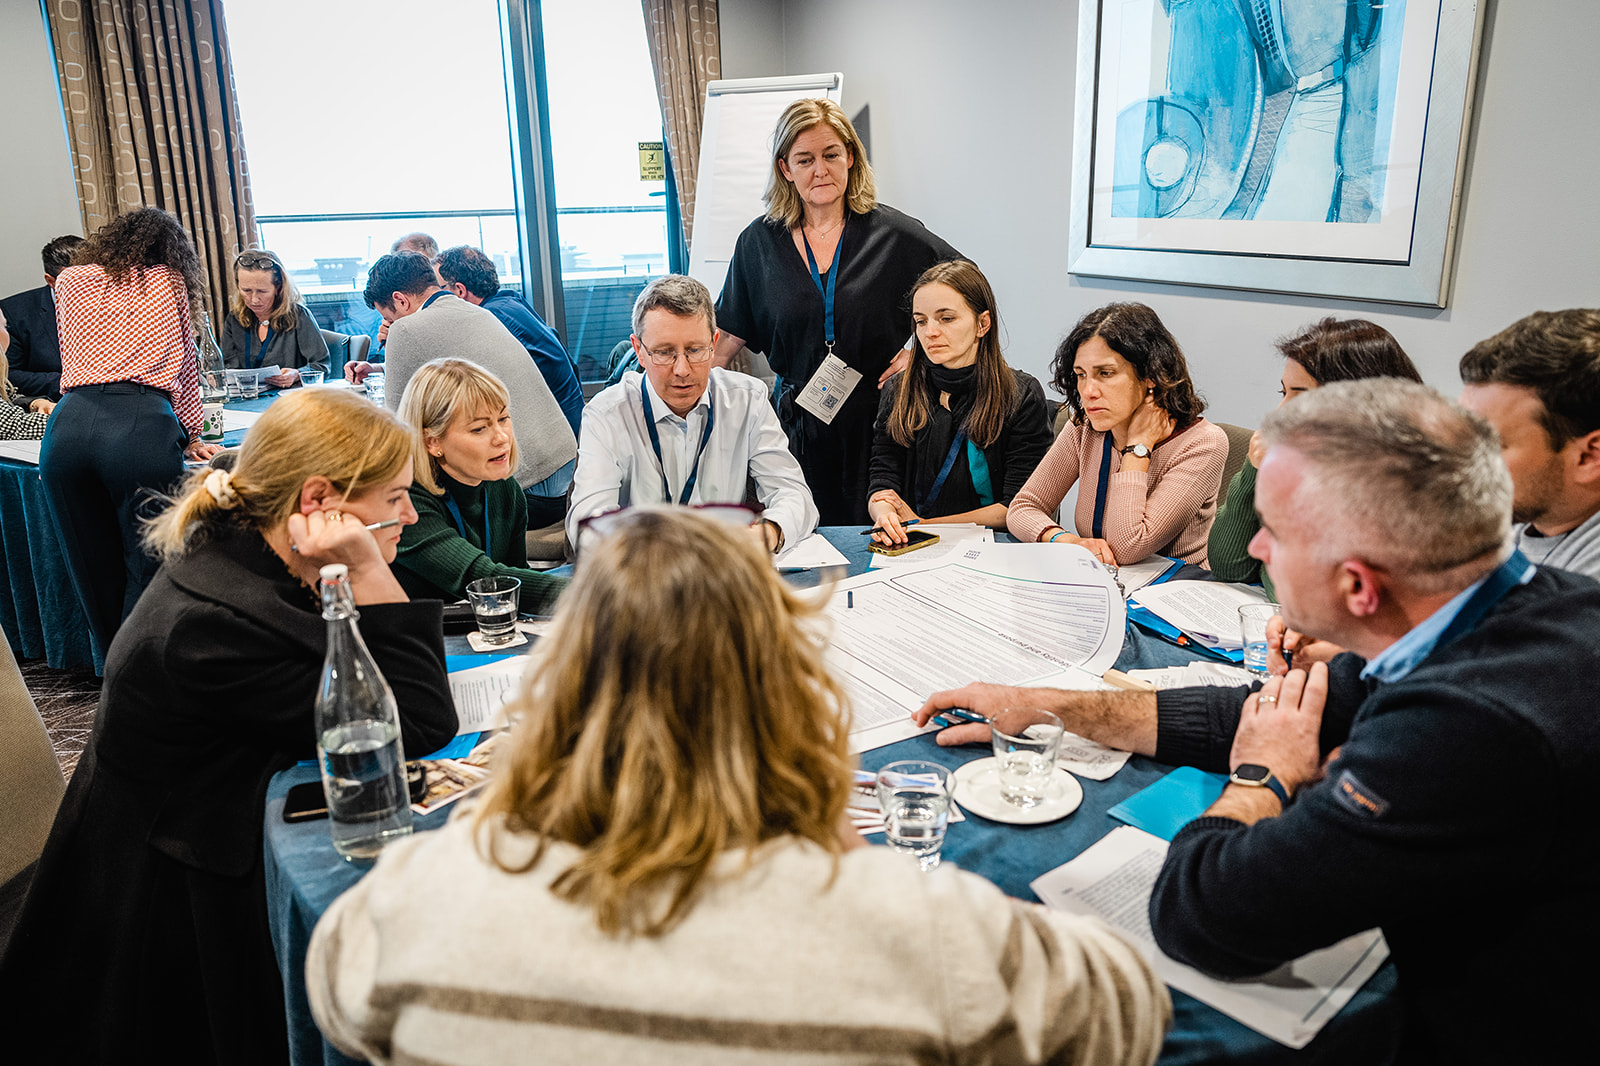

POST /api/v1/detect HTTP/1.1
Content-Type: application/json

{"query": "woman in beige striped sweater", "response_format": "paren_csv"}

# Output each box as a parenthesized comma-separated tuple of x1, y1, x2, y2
(308, 506, 1171, 1065)
(1009, 302, 1226, 566)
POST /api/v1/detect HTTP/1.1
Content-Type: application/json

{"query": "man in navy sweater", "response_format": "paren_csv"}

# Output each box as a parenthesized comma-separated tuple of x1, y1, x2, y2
(434, 244, 584, 437)
(919, 380, 1600, 1064)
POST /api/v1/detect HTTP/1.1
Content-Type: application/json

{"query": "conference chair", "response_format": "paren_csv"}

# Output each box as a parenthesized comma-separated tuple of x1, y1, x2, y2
(1215, 422, 1255, 496)
(0, 639, 67, 942)
(319, 330, 373, 381)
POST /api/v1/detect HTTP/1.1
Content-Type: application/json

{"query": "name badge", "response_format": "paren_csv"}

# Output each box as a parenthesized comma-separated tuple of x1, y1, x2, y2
(794, 354, 862, 425)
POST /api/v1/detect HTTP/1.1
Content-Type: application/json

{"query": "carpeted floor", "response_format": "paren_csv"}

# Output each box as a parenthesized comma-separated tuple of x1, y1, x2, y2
(18, 658, 101, 781)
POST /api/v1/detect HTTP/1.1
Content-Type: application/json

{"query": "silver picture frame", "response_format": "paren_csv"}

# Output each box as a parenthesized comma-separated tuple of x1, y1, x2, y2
(1067, 0, 1487, 307)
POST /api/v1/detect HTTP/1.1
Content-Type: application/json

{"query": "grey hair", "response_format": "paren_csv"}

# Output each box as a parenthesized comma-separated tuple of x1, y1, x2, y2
(1260, 379, 1512, 593)
(631, 274, 716, 338)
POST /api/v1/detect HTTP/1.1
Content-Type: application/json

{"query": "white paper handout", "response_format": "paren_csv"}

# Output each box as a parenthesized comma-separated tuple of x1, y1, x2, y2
(1031, 827, 1389, 1048)
(868, 523, 993, 568)
(1129, 580, 1273, 650)
(825, 543, 1125, 753)
(775, 531, 850, 571)
(447, 656, 528, 735)
(1125, 661, 1256, 690)
(0, 439, 43, 465)
(226, 366, 280, 391)
(222, 408, 264, 433)
(1110, 555, 1182, 597)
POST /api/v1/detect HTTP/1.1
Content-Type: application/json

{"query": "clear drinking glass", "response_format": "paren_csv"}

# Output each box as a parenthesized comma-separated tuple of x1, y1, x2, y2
(300, 368, 325, 386)
(990, 709, 1065, 808)
(466, 576, 521, 645)
(365, 371, 386, 406)
(876, 761, 954, 871)
(1239, 603, 1283, 678)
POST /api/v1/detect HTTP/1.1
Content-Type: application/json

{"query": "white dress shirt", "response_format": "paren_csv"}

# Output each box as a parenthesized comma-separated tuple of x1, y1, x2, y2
(567, 368, 819, 547)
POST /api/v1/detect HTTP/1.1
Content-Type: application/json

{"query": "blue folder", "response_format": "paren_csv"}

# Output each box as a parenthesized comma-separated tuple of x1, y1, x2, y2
(1107, 766, 1229, 841)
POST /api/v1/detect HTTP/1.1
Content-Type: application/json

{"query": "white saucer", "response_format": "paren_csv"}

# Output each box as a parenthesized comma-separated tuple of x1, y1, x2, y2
(953, 757, 1084, 824)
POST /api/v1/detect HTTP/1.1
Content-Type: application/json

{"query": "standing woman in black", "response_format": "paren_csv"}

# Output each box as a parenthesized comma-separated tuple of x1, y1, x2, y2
(40, 209, 223, 662)
(714, 98, 961, 524)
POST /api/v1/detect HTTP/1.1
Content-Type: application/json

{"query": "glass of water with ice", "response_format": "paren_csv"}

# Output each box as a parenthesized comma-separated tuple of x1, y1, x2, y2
(876, 761, 954, 871)
(990, 709, 1064, 808)
(1238, 603, 1282, 678)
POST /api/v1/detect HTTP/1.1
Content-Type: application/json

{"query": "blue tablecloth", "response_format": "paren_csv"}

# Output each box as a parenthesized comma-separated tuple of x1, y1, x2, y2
(265, 528, 1399, 1064)
(0, 394, 280, 674)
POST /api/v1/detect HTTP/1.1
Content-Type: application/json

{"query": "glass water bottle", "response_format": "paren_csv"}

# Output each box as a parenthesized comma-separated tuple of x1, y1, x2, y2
(314, 564, 413, 861)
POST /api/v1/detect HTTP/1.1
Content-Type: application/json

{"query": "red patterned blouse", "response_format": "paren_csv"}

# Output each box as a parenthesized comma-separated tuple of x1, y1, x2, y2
(54, 264, 202, 441)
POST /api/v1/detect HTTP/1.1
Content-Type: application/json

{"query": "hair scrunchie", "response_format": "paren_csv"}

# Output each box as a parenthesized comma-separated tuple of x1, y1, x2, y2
(203, 467, 238, 507)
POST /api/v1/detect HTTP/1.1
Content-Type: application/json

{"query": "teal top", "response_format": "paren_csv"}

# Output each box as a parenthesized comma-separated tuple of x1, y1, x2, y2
(1204, 460, 1275, 600)
(393, 473, 565, 613)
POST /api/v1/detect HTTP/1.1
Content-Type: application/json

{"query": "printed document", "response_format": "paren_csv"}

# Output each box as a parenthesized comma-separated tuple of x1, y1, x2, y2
(447, 656, 528, 735)
(775, 531, 850, 571)
(0, 440, 43, 465)
(868, 523, 993, 568)
(1031, 827, 1389, 1048)
(824, 543, 1124, 753)
(1129, 580, 1273, 650)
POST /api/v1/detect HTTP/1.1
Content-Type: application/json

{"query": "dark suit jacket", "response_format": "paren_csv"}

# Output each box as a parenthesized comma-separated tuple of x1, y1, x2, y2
(0, 285, 61, 398)
(0, 524, 457, 1061)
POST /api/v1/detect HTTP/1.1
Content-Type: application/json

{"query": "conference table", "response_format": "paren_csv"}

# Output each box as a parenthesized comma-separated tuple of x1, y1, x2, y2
(0, 394, 275, 674)
(264, 529, 1401, 1066)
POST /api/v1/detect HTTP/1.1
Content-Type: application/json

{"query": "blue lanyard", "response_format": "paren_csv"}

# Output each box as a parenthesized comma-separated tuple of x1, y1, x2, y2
(918, 425, 970, 515)
(443, 493, 491, 559)
(1091, 433, 1113, 539)
(641, 383, 715, 505)
(802, 221, 845, 357)
(248, 325, 274, 369)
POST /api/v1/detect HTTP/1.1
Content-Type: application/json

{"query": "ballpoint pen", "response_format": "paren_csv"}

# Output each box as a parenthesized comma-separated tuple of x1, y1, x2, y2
(861, 519, 920, 535)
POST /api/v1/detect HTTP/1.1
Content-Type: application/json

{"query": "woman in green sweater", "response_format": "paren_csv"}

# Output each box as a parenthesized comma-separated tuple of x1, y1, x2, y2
(393, 358, 566, 612)
(1208, 318, 1422, 596)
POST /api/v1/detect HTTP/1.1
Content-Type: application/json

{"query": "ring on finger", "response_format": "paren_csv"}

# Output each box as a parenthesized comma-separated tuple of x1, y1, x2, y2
(1257, 695, 1278, 705)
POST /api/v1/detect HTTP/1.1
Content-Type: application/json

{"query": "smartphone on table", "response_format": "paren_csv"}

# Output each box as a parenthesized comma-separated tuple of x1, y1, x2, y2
(867, 529, 941, 557)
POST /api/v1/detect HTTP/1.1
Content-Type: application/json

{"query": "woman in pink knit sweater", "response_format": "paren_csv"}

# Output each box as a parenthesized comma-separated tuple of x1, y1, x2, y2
(1008, 302, 1226, 566)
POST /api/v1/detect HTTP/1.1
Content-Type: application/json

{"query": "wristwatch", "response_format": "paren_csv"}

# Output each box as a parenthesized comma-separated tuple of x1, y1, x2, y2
(1229, 764, 1289, 805)
(1120, 442, 1151, 459)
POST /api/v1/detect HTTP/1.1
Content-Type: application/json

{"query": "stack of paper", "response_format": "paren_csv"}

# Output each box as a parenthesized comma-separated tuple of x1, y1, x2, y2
(1031, 827, 1389, 1048)
(1129, 580, 1273, 651)
(1124, 661, 1255, 689)
(867, 523, 992, 568)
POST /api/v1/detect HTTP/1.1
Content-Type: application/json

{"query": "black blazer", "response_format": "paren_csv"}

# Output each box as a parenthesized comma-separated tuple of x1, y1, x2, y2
(0, 525, 458, 1060)
(0, 285, 61, 398)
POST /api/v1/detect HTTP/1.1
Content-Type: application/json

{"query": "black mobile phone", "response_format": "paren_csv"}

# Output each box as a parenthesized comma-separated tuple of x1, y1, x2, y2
(282, 781, 329, 823)
(867, 529, 941, 557)
(442, 601, 478, 634)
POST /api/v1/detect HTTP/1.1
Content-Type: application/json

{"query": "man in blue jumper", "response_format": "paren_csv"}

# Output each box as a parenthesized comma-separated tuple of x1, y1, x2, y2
(919, 380, 1600, 1064)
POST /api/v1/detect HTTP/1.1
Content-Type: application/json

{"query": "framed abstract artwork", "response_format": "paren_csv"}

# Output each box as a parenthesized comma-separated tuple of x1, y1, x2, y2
(1067, 0, 1486, 306)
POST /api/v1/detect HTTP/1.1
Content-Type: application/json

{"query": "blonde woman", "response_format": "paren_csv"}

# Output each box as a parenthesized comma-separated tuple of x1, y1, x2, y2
(308, 507, 1170, 1065)
(224, 248, 329, 388)
(393, 357, 566, 612)
(0, 307, 52, 440)
(714, 97, 963, 524)
(0, 388, 457, 1061)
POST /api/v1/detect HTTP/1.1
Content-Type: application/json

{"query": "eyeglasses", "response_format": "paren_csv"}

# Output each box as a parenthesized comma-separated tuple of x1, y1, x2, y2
(641, 345, 714, 366)
(234, 251, 281, 271)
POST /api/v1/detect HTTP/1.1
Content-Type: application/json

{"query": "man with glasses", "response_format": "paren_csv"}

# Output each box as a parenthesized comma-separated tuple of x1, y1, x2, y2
(567, 274, 817, 553)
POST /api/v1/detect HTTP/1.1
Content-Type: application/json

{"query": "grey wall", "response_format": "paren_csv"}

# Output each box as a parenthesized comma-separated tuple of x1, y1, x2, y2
(721, 0, 1600, 428)
(0, 1, 81, 297)
(719, 0, 785, 79)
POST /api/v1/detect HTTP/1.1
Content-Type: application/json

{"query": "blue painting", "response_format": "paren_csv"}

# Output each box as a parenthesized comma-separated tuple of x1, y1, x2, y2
(1110, 0, 1406, 224)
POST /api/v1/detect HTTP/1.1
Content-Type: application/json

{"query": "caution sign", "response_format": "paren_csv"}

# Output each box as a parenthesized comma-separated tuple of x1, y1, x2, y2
(638, 141, 666, 181)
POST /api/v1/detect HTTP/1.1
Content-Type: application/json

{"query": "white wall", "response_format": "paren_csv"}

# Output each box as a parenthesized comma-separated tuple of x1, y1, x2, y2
(0, 1, 82, 296)
(722, 0, 1599, 427)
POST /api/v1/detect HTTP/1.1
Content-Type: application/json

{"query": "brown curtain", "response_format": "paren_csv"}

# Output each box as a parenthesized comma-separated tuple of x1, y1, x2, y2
(641, 0, 720, 254)
(45, 0, 257, 323)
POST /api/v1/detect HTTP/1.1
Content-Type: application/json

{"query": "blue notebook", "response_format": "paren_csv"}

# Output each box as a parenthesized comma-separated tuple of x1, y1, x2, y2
(1107, 766, 1229, 841)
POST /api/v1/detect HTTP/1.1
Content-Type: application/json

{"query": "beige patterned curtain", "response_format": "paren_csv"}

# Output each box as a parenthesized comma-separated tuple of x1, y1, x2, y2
(641, 0, 720, 253)
(45, 0, 257, 323)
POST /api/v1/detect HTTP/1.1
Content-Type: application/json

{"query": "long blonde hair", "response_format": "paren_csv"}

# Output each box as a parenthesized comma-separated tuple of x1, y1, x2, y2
(474, 507, 855, 937)
(763, 98, 877, 228)
(230, 248, 303, 333)
(396, 358, 520, 495)
(143, 389, 412, 561)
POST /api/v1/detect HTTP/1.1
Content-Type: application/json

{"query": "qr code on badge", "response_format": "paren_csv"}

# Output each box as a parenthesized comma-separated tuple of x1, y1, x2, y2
(822, 393, 839, 410)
